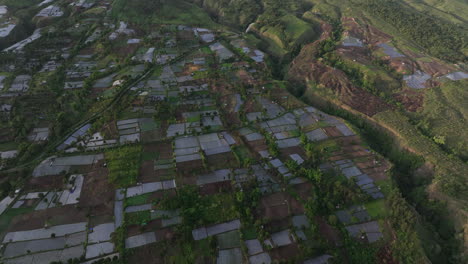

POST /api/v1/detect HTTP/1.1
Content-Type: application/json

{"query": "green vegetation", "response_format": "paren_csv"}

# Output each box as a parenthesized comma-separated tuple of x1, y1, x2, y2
(412, 80, 468, 161)
(365, 200, 387, 219)
(232, 145, 253, 167)
(160, 185, 238, 236)
(112, 0, 218, 27)
(106, 145, 142, 187)
(126, 193, 152, 207)
(126, 211, 151, 226)
(311, 101, 462, 263)
(161, 238, 216, 263)
(188, 0, 261, 28)
(374, 111, 467, 198)
(354, 0, 467, 61)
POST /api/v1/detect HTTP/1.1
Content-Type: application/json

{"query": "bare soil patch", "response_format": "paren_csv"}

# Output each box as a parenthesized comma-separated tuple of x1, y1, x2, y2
(269, 243, 300, 261)
(199, 181, 232, 196)
(24, 174, 64, 192)
(393, 89, 424, 112)
(79, 163, 114, 217)
(8, 206, 88, 232)
(140, 160, 156, 183)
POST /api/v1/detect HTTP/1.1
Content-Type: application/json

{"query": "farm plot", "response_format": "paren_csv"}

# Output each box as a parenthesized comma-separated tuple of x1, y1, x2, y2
(106, 145, 141, 187)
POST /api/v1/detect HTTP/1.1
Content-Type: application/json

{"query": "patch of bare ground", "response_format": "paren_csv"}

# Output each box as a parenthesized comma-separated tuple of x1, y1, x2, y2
(24, 174, 64, 192)
(127, 221, 161, 237)
(288, 45, 391, 116)
(323, 126, 343, 138)
(199, 182, 232, 196)
(79, 161, 114, 217)
(140, 160, 156, 183)
(8, 206, 88, 232)
(269, 243, 301, 261)
(417, 60, 455, 77)
(316, 216, 341, 246)
(393, 89, 424, 112)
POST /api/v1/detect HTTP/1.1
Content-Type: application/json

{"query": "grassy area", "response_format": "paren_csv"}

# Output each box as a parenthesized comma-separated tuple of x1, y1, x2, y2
(374, 110, 468, 198)
(165, 238, 216, 263)
(255, 14, 318, 57)
(365, 199, 387, 218)
(142, 151, 159, 161)
(126, 211, 151, 226)
(232, 145, 253, 167)
(202, 193, 238, 225)
(106, 145, 142, 188)
(241, 225, 257, 240)
(412, 80, 468, 160)
(140, 120, 160, 132)
(0, 141, 18, 151)
(126, 193, 152, 207)
(111, 0, 219, 28)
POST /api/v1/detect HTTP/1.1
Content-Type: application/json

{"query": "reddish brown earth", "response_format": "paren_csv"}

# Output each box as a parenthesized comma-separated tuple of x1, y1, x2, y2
(144, 141, 172, 159)
(393, 89, 424, 112)
(80, 162, 114, 216)
(128, 221, 161, 237)
(25, 174, 64, 191)
(259, 192, 290, 220)
(337, 46, 372, 65)
(205, 152, 238, 170)
(417, 60, 455, 77)
(316, 216, 341, 246)
(140, 160, 156, 182)
(293, 182, 314, 201)
(342, 17, 366, 40)
(269, 243, 301, 261)
(288, 54, 391, 116)
(279, 146, 306, 159)
(127, 243, 165, 264)
(323, 126, 343, 138)
(199, 181, 232, 195)
(388, 57, 416, 74)
(8, 206, 88, 232)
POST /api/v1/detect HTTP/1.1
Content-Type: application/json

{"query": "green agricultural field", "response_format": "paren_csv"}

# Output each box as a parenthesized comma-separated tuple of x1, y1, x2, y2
(365, 199, 387, 219)
(126, 193, 152, 207)
(126, 211, 151, 226)
(106, 145, 142, 187)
